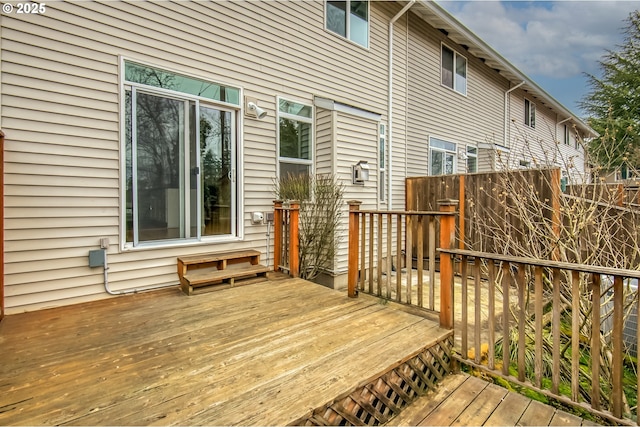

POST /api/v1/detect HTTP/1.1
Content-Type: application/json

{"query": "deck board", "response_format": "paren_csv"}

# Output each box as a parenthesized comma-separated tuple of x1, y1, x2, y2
(388, 374, 601, 427)
(0, 278, 448, 426)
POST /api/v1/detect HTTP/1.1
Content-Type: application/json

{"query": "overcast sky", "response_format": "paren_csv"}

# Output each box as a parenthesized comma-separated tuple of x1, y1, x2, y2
(438, 1, 638, 119)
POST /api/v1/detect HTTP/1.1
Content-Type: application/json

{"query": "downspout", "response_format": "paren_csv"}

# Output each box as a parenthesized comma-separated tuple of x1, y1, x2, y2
(388, 0, 415, 210)
(504, 81, 526, 148)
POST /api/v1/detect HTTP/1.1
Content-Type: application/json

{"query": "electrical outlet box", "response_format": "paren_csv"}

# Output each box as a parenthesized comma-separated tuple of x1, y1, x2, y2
(264, 211, 274, 223)
(88, 249, 105, 268)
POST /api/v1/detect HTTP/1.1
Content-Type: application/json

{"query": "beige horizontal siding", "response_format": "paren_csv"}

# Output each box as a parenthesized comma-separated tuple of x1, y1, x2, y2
(1, 0, 397, 313)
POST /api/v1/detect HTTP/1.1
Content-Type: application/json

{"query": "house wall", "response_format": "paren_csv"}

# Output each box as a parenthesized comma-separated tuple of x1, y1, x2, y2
(1, 0, 399, 313)
(405, 12, 507, 179)
(507, 89, 587, 180)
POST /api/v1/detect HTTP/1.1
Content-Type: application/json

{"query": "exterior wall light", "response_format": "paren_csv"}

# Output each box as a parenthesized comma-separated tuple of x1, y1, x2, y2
(353, 160, 370, 184)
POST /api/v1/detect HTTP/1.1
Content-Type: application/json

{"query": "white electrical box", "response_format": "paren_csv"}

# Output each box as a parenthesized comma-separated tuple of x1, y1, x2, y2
(251, 212, 264, 224)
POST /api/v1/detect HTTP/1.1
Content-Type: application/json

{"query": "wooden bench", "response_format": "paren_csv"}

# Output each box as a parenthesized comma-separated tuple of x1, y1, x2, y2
(177, 249, 270, 295)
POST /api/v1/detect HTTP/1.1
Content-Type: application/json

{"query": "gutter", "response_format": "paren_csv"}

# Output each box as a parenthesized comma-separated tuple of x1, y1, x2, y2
(504, 81, 525, 148)
(388, 0, 415, 210)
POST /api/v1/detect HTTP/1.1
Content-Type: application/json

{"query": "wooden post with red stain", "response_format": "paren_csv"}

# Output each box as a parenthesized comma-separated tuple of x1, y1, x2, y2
(438, 199, 458, 329)
(289, 201, 300, 278)
(347, 200, 362, 298)
(273, 200, 283, 272)
(0, 130, 4, 321)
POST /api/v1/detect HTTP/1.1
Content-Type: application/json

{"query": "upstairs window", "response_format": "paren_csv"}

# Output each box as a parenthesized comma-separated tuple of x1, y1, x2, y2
(441, 44, 467, 95)
(326, 1, 369, 48)
(563, 124, 571, 145)
(525, 99, 536, 128)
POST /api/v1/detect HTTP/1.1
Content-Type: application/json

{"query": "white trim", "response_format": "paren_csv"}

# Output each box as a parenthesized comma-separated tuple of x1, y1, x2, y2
(313, 97, 381, 122)
(479, 142, 511, 153)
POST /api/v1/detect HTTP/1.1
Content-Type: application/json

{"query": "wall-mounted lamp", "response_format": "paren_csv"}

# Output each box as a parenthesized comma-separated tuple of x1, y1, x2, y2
(245, 97, 267, 120)
(352, 160, 370, 184)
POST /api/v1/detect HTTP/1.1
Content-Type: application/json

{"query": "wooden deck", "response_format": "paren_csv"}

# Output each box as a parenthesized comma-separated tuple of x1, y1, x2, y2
(389, 373, 600, 426)
(0, 276, 451, 426)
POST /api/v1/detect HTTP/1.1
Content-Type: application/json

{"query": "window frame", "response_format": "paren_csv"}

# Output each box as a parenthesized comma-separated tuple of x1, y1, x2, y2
(466, 145, 477, 173)
(120, 58, 244, 250)
(325, 0, 370, 48)
(379, 123, 386, 202)
(441, 43, 467, 96)
(429, 137, 457, 176)
(277, 96, 314, 179)
(524, 98, 536, 128)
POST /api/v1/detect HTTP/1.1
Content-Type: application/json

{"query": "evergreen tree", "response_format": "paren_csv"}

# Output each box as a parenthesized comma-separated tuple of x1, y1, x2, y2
(581, 10, 640, 171)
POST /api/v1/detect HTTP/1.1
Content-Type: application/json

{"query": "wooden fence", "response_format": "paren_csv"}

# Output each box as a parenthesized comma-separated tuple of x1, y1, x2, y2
(441, 247, 640, 425)
(406, 168, 560, 255)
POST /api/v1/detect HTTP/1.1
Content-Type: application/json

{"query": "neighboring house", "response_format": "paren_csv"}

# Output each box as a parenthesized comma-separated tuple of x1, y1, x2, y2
(0, 0, 595, 314)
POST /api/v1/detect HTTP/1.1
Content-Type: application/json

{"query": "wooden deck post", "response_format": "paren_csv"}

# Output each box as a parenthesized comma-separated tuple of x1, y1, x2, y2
(0, 130, 3, 321)
(347, 200, 362, 298)
(289, 201, 300, 278)
(438, 199, 458, 329)
(273, 200, 283, 272)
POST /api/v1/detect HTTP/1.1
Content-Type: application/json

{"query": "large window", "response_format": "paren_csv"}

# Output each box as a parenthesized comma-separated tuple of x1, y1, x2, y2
(123, 60, 240, 246)
(278, 98, 313, 178)
(525, 98, 536, 128)
(326, 1, 369, 48)
(441, 45, 467, 95)
(429, 138, 456, 175)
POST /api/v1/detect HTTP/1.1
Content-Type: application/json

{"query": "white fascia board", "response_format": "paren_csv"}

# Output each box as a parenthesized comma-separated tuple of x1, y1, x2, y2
(314, 96, 381, 122)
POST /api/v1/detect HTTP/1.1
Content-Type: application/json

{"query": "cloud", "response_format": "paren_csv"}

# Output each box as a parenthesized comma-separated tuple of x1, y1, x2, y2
(439, 1, 637, 79)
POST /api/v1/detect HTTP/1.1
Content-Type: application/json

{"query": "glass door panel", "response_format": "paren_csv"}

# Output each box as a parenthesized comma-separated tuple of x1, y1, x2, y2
(199, 106, 234, 236)
(135, 92, 185, 242)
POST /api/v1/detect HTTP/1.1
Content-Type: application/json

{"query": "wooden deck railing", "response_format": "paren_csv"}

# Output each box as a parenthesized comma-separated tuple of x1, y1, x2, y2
(440, 248, 640, 425)
(347, 200, 458, 327)
(273, 200, 299, 277)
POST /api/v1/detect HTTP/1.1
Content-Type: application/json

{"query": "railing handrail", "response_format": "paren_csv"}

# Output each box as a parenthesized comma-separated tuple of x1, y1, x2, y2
(439, 247, 640, 279)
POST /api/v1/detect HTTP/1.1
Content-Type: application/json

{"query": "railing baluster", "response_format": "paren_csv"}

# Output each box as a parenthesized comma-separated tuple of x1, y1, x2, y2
(534, 266, 544, 388)
(488, 259, 496, 371)
(395, 214, 402, 301)
(360, 212, 366, 292)
(502, 261, 511, 377)
(428, 217, 436, 311)
(417, 215, 424, 308)
(474, 256, 482, 365)
(591, 273, 601, 411)
(571, 270, 580, 402)
(368, 212, 374, 294)
(612, 275, 623, 418)
(386, 213, 393, 301)
(461, 254, 468, 360)
(405, 215, 412, 304)
(377, 213, 383, 297)
(517, 263, 526, 382)
(552, 268, 561, 395)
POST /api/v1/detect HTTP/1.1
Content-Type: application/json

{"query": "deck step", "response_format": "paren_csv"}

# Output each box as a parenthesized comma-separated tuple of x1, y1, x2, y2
(177, 249, 270, 295)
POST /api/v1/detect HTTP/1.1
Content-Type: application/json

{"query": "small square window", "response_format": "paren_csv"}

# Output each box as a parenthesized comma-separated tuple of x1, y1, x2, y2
(326, 1, 369, 48)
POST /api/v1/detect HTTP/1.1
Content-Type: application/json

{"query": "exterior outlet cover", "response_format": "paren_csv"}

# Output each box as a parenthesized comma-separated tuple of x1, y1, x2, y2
(89, 249, 105, 268)
(251, 212, 264, 224)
